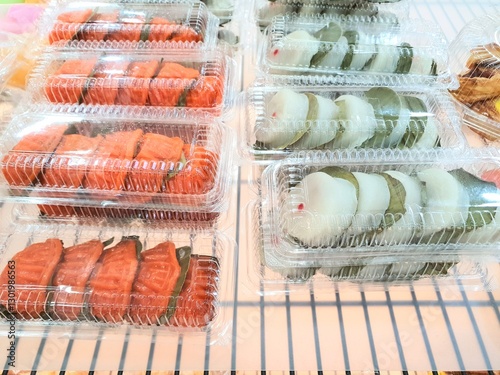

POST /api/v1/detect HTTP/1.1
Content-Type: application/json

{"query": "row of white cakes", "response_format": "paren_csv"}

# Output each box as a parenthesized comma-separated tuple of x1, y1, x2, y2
(283, 166, 500, 247)
(255, 86, 438, 149)
(267, 21, 437, 75)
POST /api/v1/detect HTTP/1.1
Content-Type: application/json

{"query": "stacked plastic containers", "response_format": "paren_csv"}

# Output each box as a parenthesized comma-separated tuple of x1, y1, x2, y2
(245, 0, 500, 292)
(0, 0, 239, 340)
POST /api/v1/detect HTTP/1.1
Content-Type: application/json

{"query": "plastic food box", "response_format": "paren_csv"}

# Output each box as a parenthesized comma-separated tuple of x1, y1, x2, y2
(448, 12, 500, 140)
(200, 0, 235, 23)
(27, 49, 237, 116)
(258, 149, 500, 268)
(0, 221, 236, 341)
(0, 31, 19, 91)
(258, 14, 452, 87)
(246, 199, 496, 292)
(0, 108, 235, 223)
(254, 0, 409, 29)
(38, 0, 219, 50)
(244, 83, 464, 159)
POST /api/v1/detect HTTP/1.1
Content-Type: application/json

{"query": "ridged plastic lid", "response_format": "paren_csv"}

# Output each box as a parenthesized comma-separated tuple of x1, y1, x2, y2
(37, 0, 219, 50)
(448, 11, 500, 139)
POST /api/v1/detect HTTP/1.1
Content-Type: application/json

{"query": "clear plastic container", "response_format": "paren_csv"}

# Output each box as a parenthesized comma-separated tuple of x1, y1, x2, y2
(0, 87, 24, 124)
(0, 108, 236, 220)
(27, 49, 237, 116)
(0, 31, 20, 91)
(0, 221, 236, 341)
(258, 14, 452, 87)
(201, 0, 235, 23)
(254, 0, 409, 29)
(246, 199, 497, 293)
(244, 83, 464, 159)
(259, 148, 500, 268)
(448, 12, 500, 140)
(38, 0, 218, 50)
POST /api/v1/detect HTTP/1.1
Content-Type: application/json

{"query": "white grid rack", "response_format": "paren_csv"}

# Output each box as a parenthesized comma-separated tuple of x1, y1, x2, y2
(1, 0, 500, 372)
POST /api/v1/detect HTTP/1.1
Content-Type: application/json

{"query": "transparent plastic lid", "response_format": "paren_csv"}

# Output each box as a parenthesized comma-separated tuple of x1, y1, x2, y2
(244, 84, 464, 159)
(254, 0, 409, 29)
(0, 222, 235, 341)
(0, 108, 235, 214)
(0, 31, 20, 91)
(448, 12, 500, 139)
(200, 0, 235, 22)
(246, 199, 494, 293)
(259, 148, 500, 266)
(259, 15, 451, 87)
(39, 0, 218, 50)
(27, 49, 236, 116)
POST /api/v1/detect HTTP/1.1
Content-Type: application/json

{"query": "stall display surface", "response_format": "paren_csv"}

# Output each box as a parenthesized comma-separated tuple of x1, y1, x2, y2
(1, 0, 500, 373)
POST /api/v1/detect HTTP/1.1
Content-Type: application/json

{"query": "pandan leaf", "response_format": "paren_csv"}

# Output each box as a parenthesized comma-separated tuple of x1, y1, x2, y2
(166, 24, 183, 42)
(417, 262, 456, 276)
(335, 29, 357, 67)
(283, 131, 310, 149)
(72, 9, 97, 41)
(278, 267, 318, 280)
(167, 151, 187, 181)
(341, 44, 354, 70)
(319, 166, 360, 199)
(400, 96, 428, 147)
(430, 59, 438, 76)
(102, 237, 115, 248)
(254, 140, 266, 150)
(78, 65, 99, 105)
(338, 265, 365, 278)
(425, 228, 465, 245)
(140, 13, 153, 42)
(310, 22, 343, 67)
(305, 93, 319, 122)
(164, 246, 192, 322)
(395, 42, 413, 74)
(176, 80, 197, 107)
(343, 30, 361, 45)
(449, 169, 500, 230)
(320, 266, 343, 278)
(361, 49, 377, 70)
(120, 235, 142, 257)
(362, 87, 401, 147)
(365, 87, 401, 124)
(379, 172, 406, 228)
(62, 124, 80, 137)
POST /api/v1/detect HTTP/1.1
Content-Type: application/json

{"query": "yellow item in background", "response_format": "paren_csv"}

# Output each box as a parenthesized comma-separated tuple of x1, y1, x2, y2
(0, 2, 46, 90)
(6, 51, 36, 89)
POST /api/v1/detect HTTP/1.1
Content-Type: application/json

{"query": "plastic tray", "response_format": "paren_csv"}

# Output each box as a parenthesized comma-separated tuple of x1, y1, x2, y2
(38, 0, 218, 50)
(27, 49, 237, 116)
(246, 199, 497, 293)
(0, 221, 236, 341)
(254, 0, 409, 29)
(0, 108, 235, 217)
(448, 12, 500, 140)
(259, 148, 500, 267)
(244, 84, 464, 159)
(258, 14, 452, 87)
